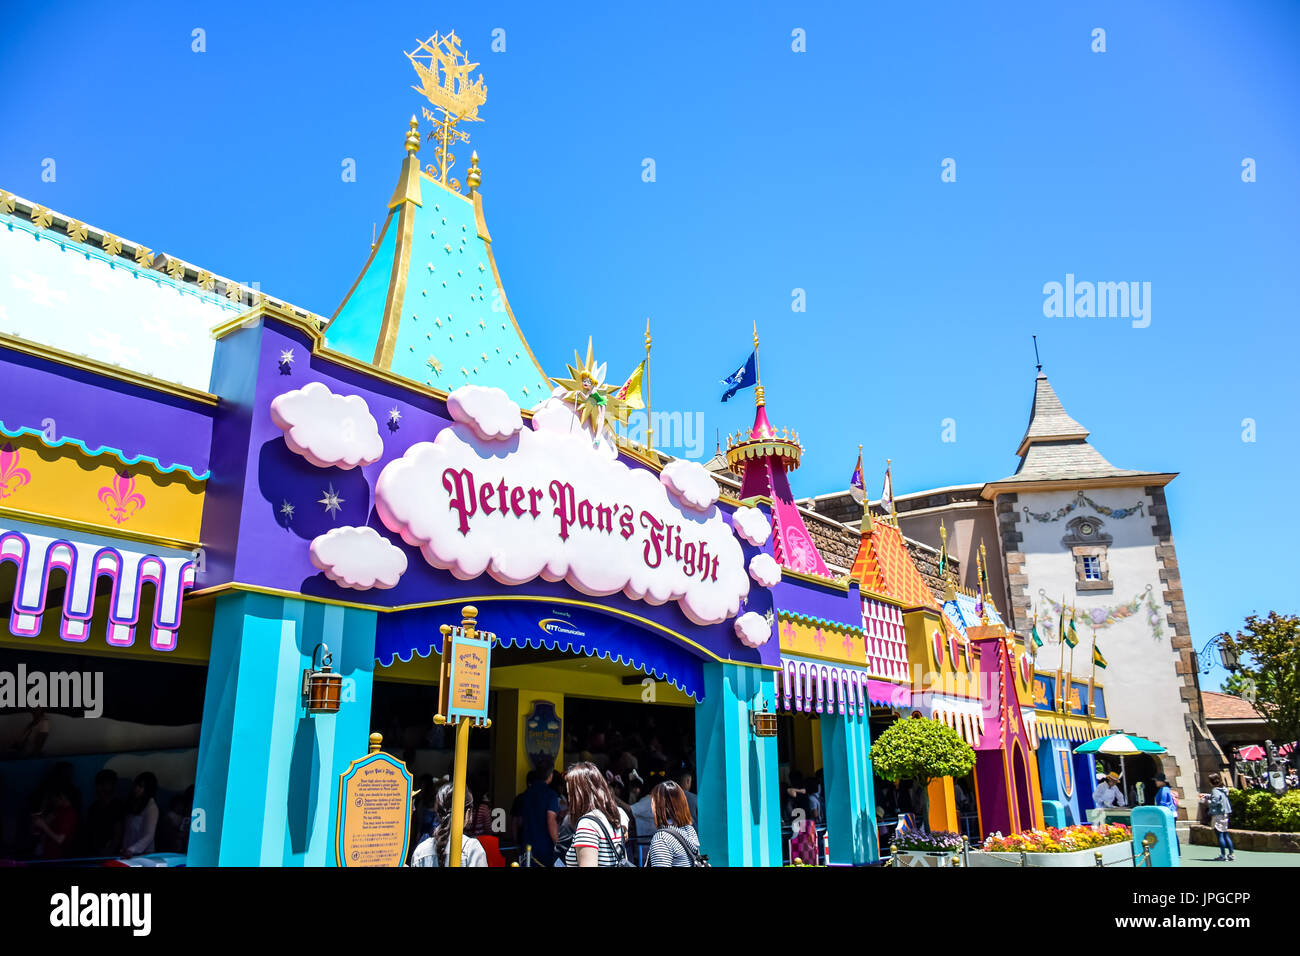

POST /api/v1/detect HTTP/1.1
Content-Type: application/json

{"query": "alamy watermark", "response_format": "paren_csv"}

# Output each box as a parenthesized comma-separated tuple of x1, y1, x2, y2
(1043, 274, 1151, 328)
(0, 664, 103, 718)
(614, 410, 706, 459)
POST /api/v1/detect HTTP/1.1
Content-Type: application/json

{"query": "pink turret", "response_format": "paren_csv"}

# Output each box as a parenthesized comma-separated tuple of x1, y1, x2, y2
(725, 386, 830, 577)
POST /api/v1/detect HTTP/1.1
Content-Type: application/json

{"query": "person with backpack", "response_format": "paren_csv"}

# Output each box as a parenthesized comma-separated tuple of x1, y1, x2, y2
(561, 761, 633, 867)
(1201, 772, 1235, 862)
(646, 780, 706, 867)
(412, 783, 488, 867)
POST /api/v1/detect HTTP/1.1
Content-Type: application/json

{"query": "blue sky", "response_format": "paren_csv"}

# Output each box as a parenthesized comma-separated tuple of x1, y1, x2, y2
(3, 1, 1297, 691)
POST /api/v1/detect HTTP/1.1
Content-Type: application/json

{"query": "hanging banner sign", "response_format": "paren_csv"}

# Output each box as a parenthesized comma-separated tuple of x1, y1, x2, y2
(440, 624, 493, 725)
(335, 750, 413, 867)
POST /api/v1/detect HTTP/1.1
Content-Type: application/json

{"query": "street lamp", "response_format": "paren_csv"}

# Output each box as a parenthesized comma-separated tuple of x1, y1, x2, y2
(1196, 635, 1240, 674)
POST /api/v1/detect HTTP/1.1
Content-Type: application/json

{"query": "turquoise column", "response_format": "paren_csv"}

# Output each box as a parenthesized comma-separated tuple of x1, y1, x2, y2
(820, 709, 879, 865)
(189, 592, 377, 867)
(694, 661, 781, 867)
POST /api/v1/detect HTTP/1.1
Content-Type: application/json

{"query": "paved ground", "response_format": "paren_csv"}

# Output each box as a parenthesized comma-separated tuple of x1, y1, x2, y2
(1177, 830, 1300, 868)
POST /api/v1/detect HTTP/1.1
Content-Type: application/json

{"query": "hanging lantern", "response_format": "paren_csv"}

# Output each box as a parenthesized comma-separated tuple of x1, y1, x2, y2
(302, 643, 343, 715)
(750, 697, 778, 738)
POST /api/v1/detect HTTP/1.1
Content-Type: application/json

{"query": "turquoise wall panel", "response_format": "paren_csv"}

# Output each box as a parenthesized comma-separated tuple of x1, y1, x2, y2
(694, 662, 780, 867)
(820, 711, 879, 865)
(189, 592, 376, 867)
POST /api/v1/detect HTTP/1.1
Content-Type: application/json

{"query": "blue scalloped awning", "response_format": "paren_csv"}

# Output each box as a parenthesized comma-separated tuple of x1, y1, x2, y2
(375, 601, 705, 700)
(0, 421, 209, 481)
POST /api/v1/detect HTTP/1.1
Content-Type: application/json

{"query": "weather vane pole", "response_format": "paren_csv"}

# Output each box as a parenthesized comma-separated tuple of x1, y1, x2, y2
(1033, 334, 1042, 373)
(406, 31, 487, 193)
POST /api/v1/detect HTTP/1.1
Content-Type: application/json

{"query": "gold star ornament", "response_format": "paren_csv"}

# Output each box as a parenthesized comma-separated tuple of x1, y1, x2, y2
(549, 337, 633, 437)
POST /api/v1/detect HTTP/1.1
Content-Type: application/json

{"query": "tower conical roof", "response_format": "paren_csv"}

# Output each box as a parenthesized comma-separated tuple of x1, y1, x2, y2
(323, 121, 550, 403)
(1016, 373, 1089, 457)
(984, 370, 1175, 492)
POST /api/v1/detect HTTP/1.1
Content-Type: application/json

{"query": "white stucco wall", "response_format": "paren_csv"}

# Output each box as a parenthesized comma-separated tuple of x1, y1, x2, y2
(1, 213, 244, 391)
(1014, 486, 1197, 806)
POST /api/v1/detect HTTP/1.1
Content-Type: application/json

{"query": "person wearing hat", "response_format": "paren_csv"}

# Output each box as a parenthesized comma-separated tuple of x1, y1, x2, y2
(1092, 771, 1127, 808)
(1154, 772, 1178, 811)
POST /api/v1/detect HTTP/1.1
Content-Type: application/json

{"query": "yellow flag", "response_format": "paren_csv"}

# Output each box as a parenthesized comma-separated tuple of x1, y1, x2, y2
(617, 360, 646, 410)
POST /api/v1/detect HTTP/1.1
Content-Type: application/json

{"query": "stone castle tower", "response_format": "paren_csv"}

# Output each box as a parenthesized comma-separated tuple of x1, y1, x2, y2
(981, 371, 1220, 808)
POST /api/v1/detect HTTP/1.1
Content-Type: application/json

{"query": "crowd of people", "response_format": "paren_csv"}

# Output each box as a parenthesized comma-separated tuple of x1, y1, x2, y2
(3, 762, 192, 862)
(410, 758, 704, 867)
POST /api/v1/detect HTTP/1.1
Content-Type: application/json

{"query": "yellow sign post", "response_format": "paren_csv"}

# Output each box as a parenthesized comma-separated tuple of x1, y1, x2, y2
(434, 605, 494, 867)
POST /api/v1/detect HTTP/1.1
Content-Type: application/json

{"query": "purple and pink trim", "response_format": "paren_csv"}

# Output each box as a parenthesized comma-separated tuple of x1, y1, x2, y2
(0, 526, 195, 651)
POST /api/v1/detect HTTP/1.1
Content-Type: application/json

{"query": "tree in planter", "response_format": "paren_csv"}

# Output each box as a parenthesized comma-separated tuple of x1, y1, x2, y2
(1217, 612, 1300, 767)
(870, 717, 976, 830)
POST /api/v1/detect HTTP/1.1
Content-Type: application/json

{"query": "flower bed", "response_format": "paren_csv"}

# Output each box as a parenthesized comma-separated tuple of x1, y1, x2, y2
(982, 823, 1130, 853)
(892, 830, 963, 854)
(890, 830, 963, 868)
(967, 824, 1133, 868)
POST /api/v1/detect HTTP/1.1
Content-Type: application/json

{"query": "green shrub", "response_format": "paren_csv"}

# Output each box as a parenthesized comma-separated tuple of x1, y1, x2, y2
(1224, 789, 1300, 832)
(1277, 792, 1300, 831)
(1245, 790, 1281, 830)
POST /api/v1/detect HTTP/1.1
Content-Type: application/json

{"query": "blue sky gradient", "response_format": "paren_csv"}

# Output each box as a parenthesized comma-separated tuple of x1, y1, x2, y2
(3, 1, 1297, 692)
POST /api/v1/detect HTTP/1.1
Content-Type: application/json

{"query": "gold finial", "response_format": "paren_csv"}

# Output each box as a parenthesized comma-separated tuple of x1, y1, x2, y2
(940, 519, 956, 601)
(466, 150, 481, 192)
(462, 605, 478, 633)
(405, 115, 421, 153)
(644, 317, 652, 353)
(369, 733, 384, 753)
(754, 384, 766, 407)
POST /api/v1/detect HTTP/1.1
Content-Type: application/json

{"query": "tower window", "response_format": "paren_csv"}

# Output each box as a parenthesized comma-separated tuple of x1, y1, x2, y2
(1063, 514, 1113, 590)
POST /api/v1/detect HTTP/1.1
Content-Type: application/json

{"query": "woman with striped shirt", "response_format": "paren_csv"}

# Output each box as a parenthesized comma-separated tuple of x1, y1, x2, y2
(646, 780, 702, 867)
(562, 762, 631, 867)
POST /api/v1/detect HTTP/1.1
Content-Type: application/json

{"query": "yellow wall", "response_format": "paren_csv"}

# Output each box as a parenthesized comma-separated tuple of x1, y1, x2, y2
(905, 608, 988, 700)
(778, 615, 866, 666)
(0, 434, 205, 546)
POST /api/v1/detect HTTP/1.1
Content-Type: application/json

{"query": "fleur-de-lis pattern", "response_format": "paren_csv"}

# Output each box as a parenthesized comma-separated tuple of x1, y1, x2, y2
(0, 444, 32, 498)
(98, 470, 147, 524)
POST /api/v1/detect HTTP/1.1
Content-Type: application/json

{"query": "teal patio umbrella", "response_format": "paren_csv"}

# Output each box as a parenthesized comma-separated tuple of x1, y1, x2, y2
(1074, 733, 1167, 804)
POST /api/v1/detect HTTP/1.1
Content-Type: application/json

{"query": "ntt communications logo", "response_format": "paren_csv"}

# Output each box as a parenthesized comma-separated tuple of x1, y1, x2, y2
(538, 617, 585, 639)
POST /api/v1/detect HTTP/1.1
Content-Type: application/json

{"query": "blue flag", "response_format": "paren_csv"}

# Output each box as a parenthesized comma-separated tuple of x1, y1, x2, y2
(720, 350, 757, 402)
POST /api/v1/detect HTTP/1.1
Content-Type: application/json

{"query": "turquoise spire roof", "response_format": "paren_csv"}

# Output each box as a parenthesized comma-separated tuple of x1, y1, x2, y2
(325, 124, 551, 402)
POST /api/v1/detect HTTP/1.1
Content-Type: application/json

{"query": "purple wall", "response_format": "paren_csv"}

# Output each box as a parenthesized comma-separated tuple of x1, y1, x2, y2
(0, 344, 214, 475)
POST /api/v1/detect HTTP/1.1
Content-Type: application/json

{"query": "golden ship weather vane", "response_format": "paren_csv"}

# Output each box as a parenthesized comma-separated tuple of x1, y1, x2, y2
(406, 30, 487, 192)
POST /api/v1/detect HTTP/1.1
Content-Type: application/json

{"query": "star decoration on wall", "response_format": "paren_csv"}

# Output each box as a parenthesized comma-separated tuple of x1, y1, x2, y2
(279, 349, 295, 366)
(388, 408, 402, 424)
(318, 484, 344, 518)
(280, 500, 295, 520)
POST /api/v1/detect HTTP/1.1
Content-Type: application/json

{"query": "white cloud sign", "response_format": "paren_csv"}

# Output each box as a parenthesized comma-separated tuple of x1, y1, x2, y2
(270, 381, 384, 470)
(375, 410, 750, 626)
(309, 525, 408, 590)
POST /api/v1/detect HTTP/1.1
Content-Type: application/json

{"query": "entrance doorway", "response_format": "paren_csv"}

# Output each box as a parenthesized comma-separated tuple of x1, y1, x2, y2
(370, 641, 698, 866)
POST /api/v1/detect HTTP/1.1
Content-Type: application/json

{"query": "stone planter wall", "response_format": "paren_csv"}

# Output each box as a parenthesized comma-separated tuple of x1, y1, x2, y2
(1189, 825, 1300, 853)
(893, 850, 957, 868)
(966, 840, 1134, 868)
